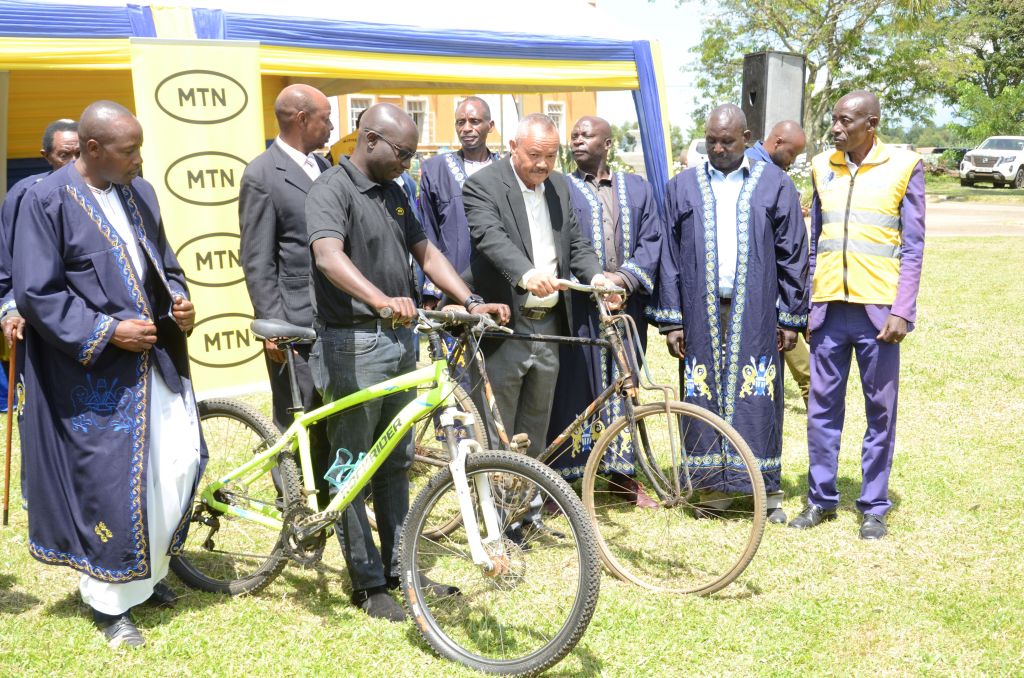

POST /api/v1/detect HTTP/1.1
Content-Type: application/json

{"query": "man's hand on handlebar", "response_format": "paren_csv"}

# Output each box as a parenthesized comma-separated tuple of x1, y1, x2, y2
(591, 272, 625, 310)
(376, 296, 418, 324)
(525, 272, 564, 298)
(470, 302, 511, 325)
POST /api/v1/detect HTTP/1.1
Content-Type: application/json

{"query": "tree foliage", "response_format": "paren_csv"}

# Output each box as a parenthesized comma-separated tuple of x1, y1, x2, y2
(683, 0, 941, 151)
(930, 0, 1024, 140)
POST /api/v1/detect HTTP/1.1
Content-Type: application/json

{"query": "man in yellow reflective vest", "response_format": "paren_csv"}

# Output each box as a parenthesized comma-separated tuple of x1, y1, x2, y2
(789, 90, 925, 540)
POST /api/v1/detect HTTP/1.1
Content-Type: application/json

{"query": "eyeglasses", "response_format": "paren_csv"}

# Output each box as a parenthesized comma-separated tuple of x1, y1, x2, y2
(366, 128, 416, 162)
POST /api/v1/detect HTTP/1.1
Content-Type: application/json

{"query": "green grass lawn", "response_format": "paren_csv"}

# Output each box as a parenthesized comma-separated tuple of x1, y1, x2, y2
(926, 173, 1024, 204)
(3, 237, 1023, 676)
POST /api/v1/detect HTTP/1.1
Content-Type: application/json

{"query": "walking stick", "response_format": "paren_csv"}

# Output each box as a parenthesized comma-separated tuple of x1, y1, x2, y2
(3, 340, 15, 526)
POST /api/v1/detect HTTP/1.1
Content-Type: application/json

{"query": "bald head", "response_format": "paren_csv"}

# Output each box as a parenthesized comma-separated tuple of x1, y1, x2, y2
(837, 90, 881, 119)
(708, 104, 748, 135)
(570, 115, 612, 175)
(353, 103, 419, 183)
(705, 103, 751, 173)
(78, 101, 138, 147)
(763, 120, 806, 170)
(76, 100, 143, 187)
(275, 84, 332, 154)
(831, 89, 880, 158)
(457, 96, 491, 120)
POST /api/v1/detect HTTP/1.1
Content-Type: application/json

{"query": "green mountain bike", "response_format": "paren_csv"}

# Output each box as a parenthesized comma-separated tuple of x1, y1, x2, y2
(171, 309, 601, 676)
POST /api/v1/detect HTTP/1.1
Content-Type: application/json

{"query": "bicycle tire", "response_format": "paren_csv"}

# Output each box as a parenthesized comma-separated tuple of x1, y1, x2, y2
(170, 398, 299, 596)
(367, 383, 485, 538)
(581, 401, 766, 595)
(399, 451, 600, 676)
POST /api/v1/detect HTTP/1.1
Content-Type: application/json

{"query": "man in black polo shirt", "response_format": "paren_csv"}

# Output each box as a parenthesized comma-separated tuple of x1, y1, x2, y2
(306, 103, 508, 622)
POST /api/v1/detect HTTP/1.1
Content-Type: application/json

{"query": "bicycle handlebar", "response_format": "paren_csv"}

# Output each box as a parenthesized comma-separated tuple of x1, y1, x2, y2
(419, 308, 513, 334)
(555, 278, 625, 295)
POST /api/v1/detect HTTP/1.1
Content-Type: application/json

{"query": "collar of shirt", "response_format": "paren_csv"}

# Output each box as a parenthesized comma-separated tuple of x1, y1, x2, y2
(577, 169, 613, 187)
(705, 155, 751, 182)
(338, 155, 387, 195)
(275, 137, 320, 175)
(746, 141, 773, 165)
(844, 140, 877, 174)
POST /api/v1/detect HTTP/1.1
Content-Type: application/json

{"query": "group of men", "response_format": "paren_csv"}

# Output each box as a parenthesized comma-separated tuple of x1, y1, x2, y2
(1, 85, 923, 646)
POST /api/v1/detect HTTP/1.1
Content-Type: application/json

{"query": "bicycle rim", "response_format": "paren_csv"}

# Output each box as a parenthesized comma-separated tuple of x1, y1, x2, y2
(582, 401, 766, 595)
(400, 452, 600, 675)
(170, 399, 294, 596)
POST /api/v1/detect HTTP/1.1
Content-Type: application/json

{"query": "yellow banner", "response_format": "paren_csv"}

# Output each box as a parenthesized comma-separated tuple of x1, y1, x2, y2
(130, 39, 267, 398)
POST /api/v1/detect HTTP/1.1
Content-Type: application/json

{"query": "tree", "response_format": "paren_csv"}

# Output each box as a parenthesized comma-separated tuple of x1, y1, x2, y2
(929, 0, 1024, 140)
(682, 0, 941, 151)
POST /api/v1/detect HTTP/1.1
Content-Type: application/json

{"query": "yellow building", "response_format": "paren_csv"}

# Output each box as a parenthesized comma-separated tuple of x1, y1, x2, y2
(335, 92, 597, 156)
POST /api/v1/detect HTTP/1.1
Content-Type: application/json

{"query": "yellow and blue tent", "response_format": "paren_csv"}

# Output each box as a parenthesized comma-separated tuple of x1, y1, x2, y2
(0, 0, 671, 202)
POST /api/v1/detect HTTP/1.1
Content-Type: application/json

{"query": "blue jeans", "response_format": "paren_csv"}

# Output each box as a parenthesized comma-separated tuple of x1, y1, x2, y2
(311, 322, 416, 592)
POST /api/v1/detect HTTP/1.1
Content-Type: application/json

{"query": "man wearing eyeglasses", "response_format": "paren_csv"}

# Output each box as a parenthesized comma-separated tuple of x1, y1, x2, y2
(306, 103, 509, 622)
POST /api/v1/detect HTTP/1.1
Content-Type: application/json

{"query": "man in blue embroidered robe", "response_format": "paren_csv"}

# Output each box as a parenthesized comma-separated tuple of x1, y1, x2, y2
(545, 116, 662, 509)
(651, 105, 808, 524)
(1, 119, 80, 411)
(418, 96, 499, 303)
(13, 102, 205, 648)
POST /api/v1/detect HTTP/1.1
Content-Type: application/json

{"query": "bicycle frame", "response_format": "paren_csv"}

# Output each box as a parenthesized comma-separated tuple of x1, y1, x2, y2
(200, 314, 510, 568)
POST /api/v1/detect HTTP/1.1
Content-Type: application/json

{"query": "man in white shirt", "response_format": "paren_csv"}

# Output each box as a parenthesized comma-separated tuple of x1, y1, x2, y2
(238, 84, 334, 504)
(462, 114, 617, 538)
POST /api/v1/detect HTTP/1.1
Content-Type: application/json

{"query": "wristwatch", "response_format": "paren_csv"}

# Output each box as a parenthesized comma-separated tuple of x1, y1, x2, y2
(463, 293, 485, 311)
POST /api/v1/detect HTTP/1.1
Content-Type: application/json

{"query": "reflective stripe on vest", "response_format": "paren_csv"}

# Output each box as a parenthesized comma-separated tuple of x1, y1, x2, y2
(811, 143, 920, 306)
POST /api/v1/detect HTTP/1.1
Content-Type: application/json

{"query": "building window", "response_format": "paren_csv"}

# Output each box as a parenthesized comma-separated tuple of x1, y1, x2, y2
(545, 101, 566, 141)
(349, 96, 372, 132)
(406, 98, 430, 143)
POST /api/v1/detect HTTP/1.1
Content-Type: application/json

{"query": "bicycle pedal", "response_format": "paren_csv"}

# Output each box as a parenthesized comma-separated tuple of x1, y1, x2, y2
(509, 433, 531, 454)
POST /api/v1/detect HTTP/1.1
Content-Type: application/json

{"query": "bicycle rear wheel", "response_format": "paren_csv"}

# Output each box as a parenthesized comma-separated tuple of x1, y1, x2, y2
(400, 451, 600, 676)
(170, 398, 298, 596)
(581, 401, 766, 595)
(368, 383, 485, 538)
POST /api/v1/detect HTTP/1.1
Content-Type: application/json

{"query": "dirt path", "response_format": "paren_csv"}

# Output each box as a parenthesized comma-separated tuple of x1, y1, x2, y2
(925, 200, 1024, 236)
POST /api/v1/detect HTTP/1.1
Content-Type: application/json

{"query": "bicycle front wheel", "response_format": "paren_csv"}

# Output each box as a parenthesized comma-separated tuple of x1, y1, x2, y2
(581, 401, 766, 595)
(399, 451, 600, 676)
(170, 398, 297, 596)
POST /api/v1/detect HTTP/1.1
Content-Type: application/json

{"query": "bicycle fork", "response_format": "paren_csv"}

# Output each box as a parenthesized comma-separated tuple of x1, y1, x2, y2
(438, 408, 504, 573)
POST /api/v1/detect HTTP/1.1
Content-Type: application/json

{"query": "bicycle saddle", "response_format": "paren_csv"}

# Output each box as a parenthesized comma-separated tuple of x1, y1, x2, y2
(251, 319, 317, 344)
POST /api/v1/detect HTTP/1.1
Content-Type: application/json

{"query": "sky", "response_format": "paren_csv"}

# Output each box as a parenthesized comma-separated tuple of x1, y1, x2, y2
(595, 0, 707, 132)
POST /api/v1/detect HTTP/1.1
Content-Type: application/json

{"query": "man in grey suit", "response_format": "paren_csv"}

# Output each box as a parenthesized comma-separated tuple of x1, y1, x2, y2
(463, 114, 618, 519)
(239, 84, 333, 501)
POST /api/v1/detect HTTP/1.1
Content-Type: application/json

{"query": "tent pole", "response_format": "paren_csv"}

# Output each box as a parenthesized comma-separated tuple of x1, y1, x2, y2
(0, 71, 8, 200)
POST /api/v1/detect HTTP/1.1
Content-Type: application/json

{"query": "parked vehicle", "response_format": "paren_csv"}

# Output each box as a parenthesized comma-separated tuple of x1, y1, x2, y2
(959, 136, 1024, 188)
(685, 138, 708, 168)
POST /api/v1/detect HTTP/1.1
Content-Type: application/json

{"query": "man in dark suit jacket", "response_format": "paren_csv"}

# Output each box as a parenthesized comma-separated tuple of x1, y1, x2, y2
(239, 84, 333, 501)
(462, 113, 616, 473)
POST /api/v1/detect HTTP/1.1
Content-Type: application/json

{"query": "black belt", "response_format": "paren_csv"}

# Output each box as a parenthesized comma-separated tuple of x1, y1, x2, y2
(317, 318, 382, 331)
(520, 306, 555, 321)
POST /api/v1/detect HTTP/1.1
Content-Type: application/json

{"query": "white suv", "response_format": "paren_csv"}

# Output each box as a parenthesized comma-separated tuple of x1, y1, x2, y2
(960, 136, 1024, 189)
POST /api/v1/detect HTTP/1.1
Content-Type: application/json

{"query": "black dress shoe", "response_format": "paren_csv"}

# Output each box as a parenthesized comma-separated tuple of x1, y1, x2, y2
(351, 587, 407, 622)
(504, 525, 530, 550)
(145, 581, 178, 608)
(766, 506, 788, 525)
(788, 505, 836, 530)
(860, 514, 888, 540)
(386, 574, 460, 598)
(93, 611, 145, 649)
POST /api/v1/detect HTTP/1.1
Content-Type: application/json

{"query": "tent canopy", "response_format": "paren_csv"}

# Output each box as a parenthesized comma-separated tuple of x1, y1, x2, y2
(0, 0, 670, 201)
